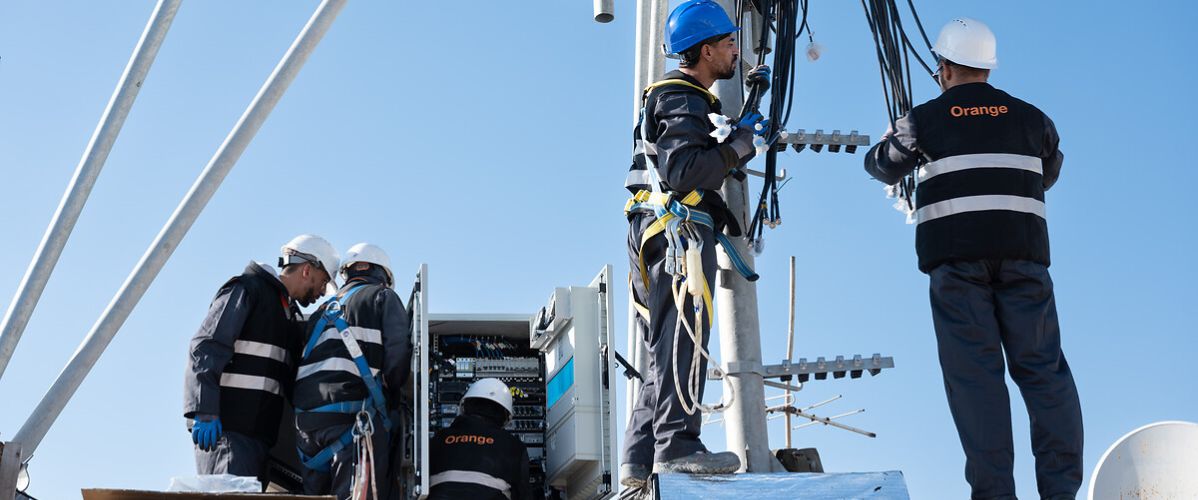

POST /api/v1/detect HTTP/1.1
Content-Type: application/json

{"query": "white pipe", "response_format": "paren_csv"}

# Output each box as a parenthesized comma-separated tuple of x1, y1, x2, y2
(12, 0, 348, 456)
(0, 0, 182, 382)
(594, 0, 614, 23)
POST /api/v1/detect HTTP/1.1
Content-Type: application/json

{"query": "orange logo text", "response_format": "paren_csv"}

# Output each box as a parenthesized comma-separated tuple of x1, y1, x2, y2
(950, 105, 1008, 117)
(444, 434, 495, 445)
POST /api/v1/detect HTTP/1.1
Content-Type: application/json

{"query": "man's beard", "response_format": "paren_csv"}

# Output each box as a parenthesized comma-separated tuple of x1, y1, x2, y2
(717, 58, 737, 80)
(298, 287, 320, 307)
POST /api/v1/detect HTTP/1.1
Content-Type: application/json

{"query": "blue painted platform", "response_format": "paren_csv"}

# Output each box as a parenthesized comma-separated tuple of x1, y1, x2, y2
(651, 471, 909, 499)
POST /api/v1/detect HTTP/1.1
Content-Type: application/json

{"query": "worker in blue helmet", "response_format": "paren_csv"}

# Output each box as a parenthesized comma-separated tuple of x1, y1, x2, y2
(620, 0, 769, 490)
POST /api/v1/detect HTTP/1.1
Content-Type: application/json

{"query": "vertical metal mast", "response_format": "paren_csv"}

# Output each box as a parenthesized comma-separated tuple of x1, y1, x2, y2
(0, 0, 182, 381)
(10, 0, 348, 457)
(710, 1, 777, 473)
(626, 0, 668, 422)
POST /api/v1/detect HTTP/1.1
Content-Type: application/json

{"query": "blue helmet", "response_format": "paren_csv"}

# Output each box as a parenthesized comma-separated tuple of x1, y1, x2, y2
(665, 0, 740, 55)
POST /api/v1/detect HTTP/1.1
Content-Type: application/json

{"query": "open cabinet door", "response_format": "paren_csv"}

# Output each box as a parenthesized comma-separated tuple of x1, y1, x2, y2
(404, 264, 430, 499)
(534, 266, 616, 500)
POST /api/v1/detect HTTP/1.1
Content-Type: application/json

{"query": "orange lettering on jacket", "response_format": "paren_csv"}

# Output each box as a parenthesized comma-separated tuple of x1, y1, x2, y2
(950, 105, 1008, 118)
(444, 434, 495, 445)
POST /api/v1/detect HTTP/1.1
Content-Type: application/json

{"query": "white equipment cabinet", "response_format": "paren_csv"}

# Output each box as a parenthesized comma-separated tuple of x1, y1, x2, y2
(400, 265, 617, 500)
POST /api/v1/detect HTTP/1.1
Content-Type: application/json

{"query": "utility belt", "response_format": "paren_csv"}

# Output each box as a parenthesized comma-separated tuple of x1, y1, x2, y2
(296, 284, 393, 473)
(624, 189, 758, 322)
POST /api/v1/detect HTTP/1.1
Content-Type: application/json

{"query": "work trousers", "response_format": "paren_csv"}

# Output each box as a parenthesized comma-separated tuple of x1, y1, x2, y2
(622, 212, 718, 465)
(194, 430, 269, 485)
(300, 421, 394, 499)
(929, 260, 1083, 500)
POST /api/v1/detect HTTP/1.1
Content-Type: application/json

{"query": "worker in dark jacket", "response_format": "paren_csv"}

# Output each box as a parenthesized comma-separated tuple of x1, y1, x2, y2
(184, 234, 339, 482)
(620, 0, 768, 489)
(428, 378, 530, 500)
(294, 243, 411, 499)
(863, 18, 1083, 500)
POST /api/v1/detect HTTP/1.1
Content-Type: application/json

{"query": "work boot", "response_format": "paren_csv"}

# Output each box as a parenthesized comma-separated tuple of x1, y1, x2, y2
(653, 450, 741, 474)
(619, 463, 650, 489)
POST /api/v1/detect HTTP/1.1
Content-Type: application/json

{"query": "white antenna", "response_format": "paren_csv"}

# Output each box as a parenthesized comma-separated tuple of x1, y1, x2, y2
(1088, 421, 1198, 500)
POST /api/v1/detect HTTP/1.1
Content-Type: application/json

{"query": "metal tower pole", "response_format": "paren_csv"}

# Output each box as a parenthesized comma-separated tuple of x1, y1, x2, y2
(710, 1, 777, 472)
(10, 0, 348, 457)
(626, 0, 667, 424)
(0, 0, 182, 382)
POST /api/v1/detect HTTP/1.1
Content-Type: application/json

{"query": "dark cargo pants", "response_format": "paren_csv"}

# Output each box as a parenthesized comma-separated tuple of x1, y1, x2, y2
(194, 430, 270, 484)
(622, 212, 718, 466)
(300, 421, 393, 499)
(929, 260, 1083, 500)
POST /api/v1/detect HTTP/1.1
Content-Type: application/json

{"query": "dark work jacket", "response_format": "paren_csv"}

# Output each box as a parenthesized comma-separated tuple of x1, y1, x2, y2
(625, 70, 748, 236)
(294, 269, 412, 446)
(428, 414, 531, 500)
(184, 262, 303, 446)
(864, 82, 1064, 272)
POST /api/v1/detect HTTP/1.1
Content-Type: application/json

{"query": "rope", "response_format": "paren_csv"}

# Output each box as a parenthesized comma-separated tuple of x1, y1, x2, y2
(669, 225, 735, 416)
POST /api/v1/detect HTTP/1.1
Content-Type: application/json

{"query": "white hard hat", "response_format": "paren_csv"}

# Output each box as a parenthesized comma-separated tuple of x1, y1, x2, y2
(280, 234, 340, 295)
(932, 17, 997, 70)
(461, 378, 514, 418)
(341, 242, 394, 287)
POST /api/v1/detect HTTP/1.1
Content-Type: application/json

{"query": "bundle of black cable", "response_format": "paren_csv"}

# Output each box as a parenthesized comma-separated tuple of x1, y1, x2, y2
(861, 0, 938, 208)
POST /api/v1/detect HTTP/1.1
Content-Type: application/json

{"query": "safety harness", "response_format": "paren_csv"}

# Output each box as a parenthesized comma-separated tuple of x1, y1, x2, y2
(625, 79, 758, 415)
(297, 283, 391, 482)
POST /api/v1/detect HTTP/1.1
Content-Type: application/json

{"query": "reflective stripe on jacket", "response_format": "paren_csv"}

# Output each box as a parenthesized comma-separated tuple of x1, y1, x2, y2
(865, 82, 1064, 272)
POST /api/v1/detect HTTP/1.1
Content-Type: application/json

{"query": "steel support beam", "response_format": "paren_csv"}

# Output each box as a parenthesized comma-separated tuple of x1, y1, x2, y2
(11, 0, 348, 457)
(0, 0, 182, 382)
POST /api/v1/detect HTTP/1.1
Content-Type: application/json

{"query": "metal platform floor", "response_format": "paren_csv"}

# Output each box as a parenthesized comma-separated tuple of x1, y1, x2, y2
(645, 471, 909, 500)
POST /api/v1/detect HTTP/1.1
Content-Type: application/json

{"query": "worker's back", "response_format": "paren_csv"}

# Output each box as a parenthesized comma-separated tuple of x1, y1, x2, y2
(905, 81, 1061, 272)
(428, 413, 530, 500)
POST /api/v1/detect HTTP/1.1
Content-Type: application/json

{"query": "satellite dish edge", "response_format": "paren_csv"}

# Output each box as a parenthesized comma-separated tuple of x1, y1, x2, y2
(1088, 420, 1198, 500)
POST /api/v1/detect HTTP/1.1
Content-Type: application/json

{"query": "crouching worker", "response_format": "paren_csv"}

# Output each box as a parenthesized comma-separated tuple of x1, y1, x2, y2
(184, 234, 339, 482)
(294, 243, 412, 499)
(429, 378, 531, 500)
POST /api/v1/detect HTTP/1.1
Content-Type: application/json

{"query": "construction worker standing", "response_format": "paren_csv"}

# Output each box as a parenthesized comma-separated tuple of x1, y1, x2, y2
(863, 18, 1083, 499)
(428, 378, 530, 500)
(294, 243, 411, 499)
(184, 234, 339, 483)
(620, 0, 768, 489)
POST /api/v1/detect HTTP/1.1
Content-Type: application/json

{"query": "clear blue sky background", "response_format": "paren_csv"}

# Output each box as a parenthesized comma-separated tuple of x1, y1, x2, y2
(1, 1, 1195, 499)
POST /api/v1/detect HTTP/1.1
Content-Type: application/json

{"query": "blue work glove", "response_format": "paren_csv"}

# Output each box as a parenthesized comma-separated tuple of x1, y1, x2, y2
(738, 112, 769, 136)
(191, 415, 223, 452)
(746, 65, 771, 90)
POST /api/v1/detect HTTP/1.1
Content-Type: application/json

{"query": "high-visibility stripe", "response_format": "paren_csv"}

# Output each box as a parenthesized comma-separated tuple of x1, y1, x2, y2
(917, 195, 1046, 224)
(430, 470, 511, 499)
(918, 153, 1042, 181)
(307, 326, 382, 352)
(296, 357, 381, 381)
(232, 340, 288, 363)
(633, 139, 660, 157)
(625, 169, 656, 188)
(219, 373, 281, 395)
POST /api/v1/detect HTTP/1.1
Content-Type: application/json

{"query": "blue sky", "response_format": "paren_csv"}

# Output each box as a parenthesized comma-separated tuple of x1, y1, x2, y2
(1, 1, 1195, 499)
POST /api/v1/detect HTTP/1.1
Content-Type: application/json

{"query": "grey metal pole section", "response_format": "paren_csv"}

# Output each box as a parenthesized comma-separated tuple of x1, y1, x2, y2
(626, 0, 668, 426)
(11, 0, 347, 456)
(593, 0, 614, 23)
(710, 1, 777, 472)
(0, 0, 182, 382)
(785, 255, 796, 448)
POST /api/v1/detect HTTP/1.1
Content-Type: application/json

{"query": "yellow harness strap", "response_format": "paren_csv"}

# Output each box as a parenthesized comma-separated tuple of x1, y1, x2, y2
(626, 79, 717, 325)
(643, 79, 718, 105)
(627, 189, 714, 324)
